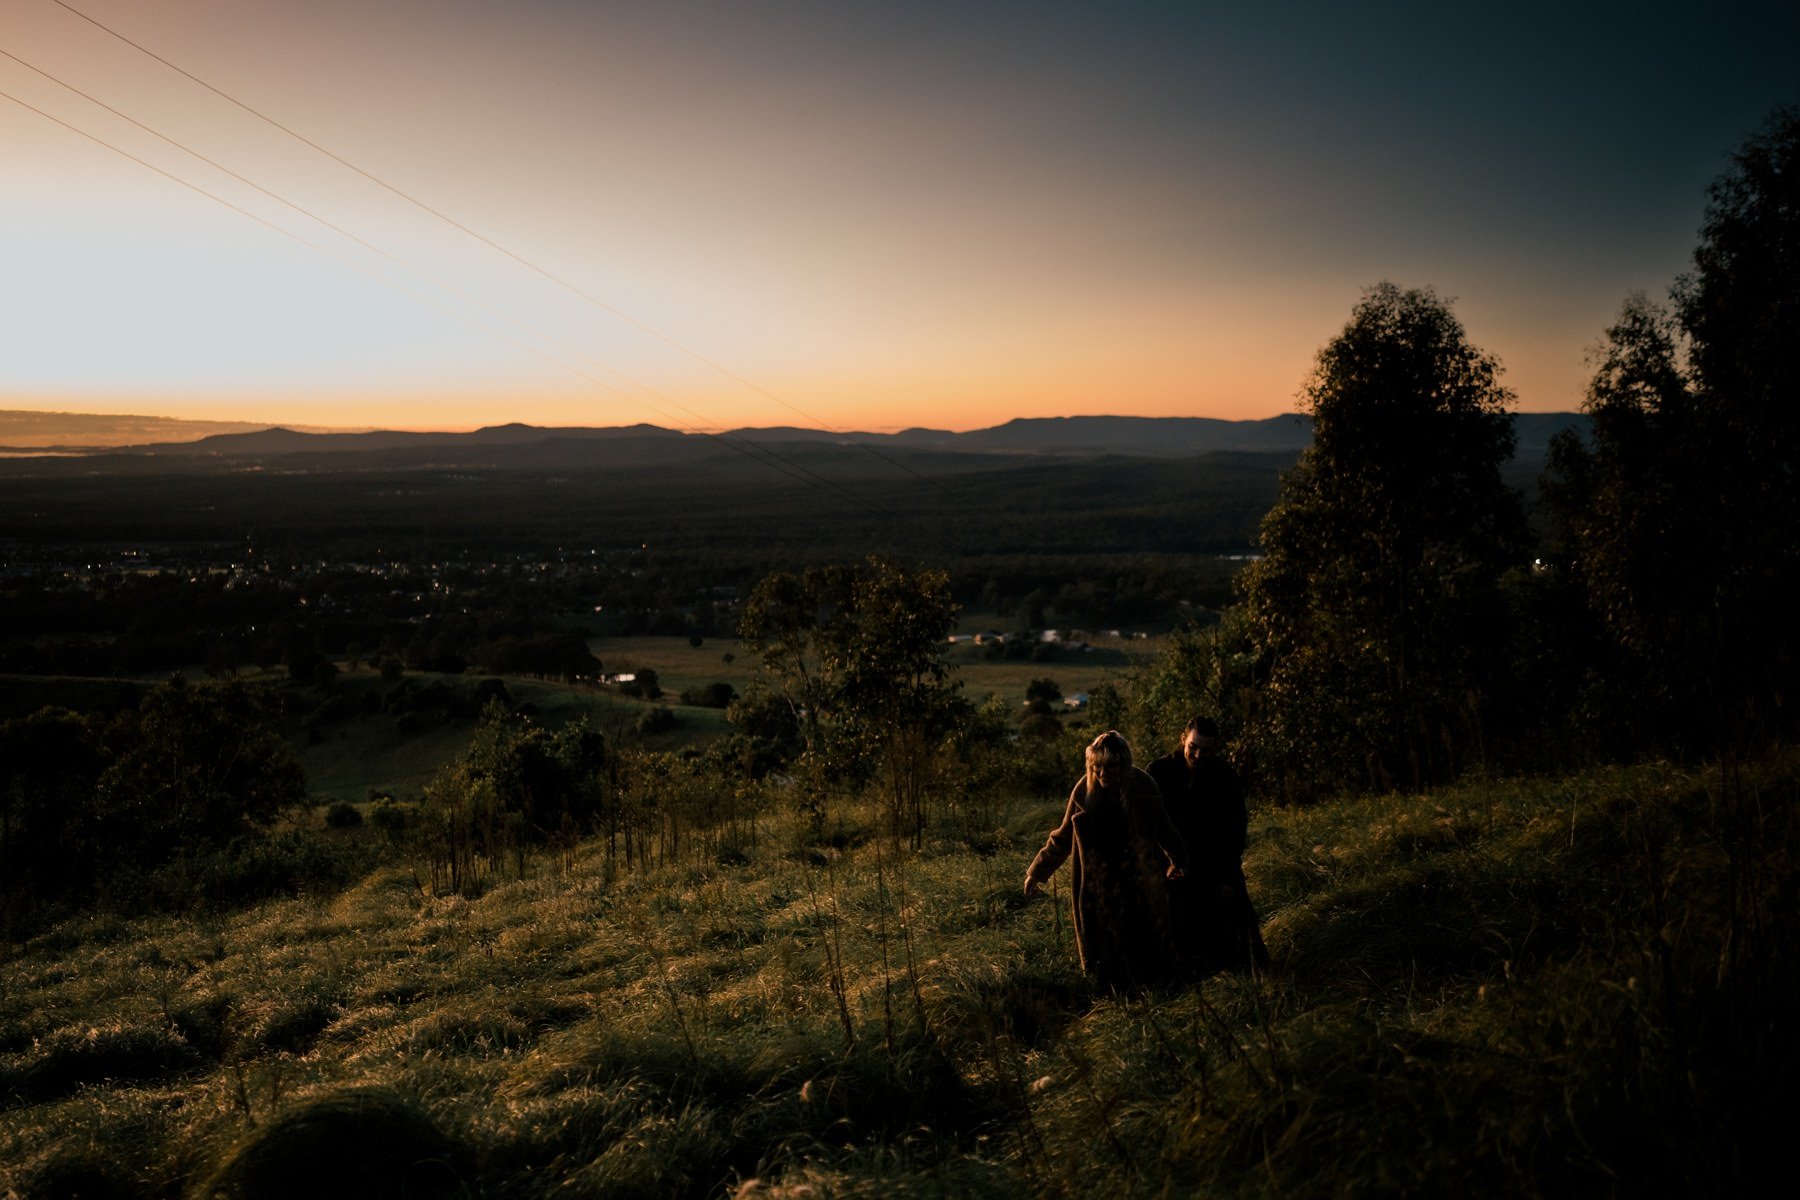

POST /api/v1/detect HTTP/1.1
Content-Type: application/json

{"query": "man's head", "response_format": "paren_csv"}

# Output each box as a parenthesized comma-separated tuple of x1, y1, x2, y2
(1181, 715, 1220, 768)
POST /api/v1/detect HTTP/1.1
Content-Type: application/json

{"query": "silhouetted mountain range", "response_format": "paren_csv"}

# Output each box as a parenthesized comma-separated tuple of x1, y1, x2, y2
(86, 412, 1587, 462)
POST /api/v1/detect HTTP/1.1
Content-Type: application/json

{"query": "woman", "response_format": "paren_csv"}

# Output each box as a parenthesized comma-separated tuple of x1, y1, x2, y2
(1023, 730, 1188, 990)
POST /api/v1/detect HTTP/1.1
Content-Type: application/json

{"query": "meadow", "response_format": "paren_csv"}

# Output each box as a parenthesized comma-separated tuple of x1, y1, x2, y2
(290, 630, 1157, 807)
(4, 736, 1792, 1197)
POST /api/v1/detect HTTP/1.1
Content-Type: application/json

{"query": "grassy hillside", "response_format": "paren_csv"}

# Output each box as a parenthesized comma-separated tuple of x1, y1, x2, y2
(4, 750, 1794, 1197)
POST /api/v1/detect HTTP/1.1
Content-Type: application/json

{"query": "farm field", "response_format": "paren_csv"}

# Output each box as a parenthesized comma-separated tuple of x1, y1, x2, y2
(4, 626, 1165, 813)
(294, 631, 1167, 809)
(585, 630, 1159, 712)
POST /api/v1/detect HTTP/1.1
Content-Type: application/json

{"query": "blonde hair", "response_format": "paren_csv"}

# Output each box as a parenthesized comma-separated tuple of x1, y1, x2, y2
(1084, 729, 1132, 795)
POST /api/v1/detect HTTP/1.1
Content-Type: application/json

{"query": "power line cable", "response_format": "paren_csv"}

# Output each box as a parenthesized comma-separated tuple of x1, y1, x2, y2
(0, 82, 891, 518)
(48, 0, 980, 510)
(1, 43, 892, 515)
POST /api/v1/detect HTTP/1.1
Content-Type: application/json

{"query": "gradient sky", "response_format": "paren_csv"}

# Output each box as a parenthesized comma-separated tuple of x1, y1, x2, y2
(2, 1, 1795, 433)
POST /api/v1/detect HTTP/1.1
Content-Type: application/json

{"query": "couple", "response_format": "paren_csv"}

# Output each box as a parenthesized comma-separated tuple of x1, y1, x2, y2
(1023, 720, 1268, 990)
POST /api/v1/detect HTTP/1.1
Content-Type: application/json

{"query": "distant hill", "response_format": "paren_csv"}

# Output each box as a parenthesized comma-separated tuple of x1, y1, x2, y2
(713, 415, 1315, 454)
(1509, 412, 1590, 460)
(953, 414, 1317, 454)
(0, 409, 297, 452)
(123, 421, 686, 456)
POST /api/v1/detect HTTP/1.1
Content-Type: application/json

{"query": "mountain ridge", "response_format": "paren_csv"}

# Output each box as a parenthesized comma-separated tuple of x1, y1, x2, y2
(1, 411, 1590, 462)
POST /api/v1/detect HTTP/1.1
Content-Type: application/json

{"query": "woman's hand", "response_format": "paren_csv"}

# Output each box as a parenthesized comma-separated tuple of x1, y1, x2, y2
(1023, 874, 1040, 897)
(1165, 865, 1186, 881)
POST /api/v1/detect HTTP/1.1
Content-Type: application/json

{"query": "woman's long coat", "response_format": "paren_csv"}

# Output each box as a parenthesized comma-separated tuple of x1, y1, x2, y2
(1025, 767, 1188, 989)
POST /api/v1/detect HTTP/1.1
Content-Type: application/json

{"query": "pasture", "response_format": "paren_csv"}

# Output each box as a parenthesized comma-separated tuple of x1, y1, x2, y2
(291, 631, 1165, 808)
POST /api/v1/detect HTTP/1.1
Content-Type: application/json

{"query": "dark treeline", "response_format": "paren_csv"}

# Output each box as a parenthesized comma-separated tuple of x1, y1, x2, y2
(0, 680, 329, 939)
(0, 431, 1285, 681)
(1162, 106, 1800, 797)
(0, 547, 1240, 684)
(0, 441, 1288, 560)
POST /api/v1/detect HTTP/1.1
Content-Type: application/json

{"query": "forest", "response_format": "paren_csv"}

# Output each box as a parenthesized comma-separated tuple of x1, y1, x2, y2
(0, 108, 1796, 1198)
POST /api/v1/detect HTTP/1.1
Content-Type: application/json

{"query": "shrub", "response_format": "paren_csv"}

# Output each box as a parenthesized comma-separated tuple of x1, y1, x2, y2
(325, 801, 363, 829)
(679, 681, 737, 708)
(20, 1020, 203, 1103)
(636, 706, 678, 735)
(369, 801, 409, 836)
(15, 1148, 139, 1200)
(200, 1087, 468, 1200)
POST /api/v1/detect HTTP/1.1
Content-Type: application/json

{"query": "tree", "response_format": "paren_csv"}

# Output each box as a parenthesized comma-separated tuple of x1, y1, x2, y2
(1541, 295, 1718, 743)
(725, 684, 802, 776)
(96, 679, 309, 870)
(1677, 106, 1800, 480)
(739, 557, 965, 844)
(1240, 283, 1526, 795)
(419, 704, 610, 891)
(1547, 108, 1800, 747)
(679, 681, 737, 708)
(1674, 106, 1800, 730)
(621, 667, 661, 700)
(1, 708, 105, 931)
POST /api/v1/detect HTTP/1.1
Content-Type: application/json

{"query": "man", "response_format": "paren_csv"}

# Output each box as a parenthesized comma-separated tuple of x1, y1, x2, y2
(1146, 716, 1269, 975)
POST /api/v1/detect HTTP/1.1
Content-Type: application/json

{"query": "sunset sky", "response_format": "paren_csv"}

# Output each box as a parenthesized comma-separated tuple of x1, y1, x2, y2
(2, 1, 1795, 433)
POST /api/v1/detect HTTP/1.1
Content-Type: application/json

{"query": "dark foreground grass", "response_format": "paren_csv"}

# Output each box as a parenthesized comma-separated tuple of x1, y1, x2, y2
(3, 752, 1796, 1197)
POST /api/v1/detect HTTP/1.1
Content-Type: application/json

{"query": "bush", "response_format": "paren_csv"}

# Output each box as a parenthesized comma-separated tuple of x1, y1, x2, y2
(200, 1087, 468, 1200)
(414, 709, 611, 894)
(636, 706, 678, 735)
(324, 801, 363, 828)
(106, 831, 387, 913)
(20, 1020, 203, 1103)
(679, 681, 737, 708)
(369, 801, 409, 836)
(2, 681, 311, 929)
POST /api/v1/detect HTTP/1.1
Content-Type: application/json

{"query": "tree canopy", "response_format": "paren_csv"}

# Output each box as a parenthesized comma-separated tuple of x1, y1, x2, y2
(1547, 106, 1800, 749)
(1241, 282, 1525, 795)
(739, 556, 965, 841)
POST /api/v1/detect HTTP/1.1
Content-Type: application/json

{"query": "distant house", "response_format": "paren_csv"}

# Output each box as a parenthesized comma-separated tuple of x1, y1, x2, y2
(602, 672, 637, 685)
(1064, 693, 1089, 709)
(1039, 629, 1063, 643)
(972, 631, 1007, 645)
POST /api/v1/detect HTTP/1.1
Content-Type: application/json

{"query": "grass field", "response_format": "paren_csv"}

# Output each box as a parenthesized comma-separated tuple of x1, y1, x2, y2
(584, 630, 1159, 711)
(4, 749, 1794, 1196)
(296, 665, 739, 806)
(9, 626, 1161, 811)
(292, 632, 1165, 808)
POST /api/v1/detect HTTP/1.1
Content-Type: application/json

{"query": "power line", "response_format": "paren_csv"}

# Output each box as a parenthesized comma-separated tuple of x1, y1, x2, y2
(0, 82, 892, 519)
(2, 42, 890, 513)
(47, 0, 980, 510)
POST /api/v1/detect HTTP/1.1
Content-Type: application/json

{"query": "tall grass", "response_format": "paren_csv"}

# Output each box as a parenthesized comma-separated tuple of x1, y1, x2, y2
(3, 753, 1795, 1196)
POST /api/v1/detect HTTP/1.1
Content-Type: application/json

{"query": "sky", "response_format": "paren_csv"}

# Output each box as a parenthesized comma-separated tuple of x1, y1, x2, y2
(1, 1, 1795, 434)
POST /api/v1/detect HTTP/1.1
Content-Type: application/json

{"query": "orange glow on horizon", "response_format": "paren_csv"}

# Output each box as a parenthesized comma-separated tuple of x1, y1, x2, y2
(6, 3, 1754, 436)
